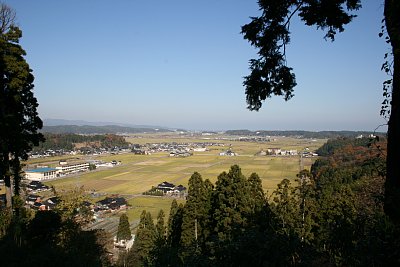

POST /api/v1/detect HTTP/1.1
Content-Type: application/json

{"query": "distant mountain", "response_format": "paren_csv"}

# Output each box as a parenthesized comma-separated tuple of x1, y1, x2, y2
(43, 118, 168, 129)
(41, 125, 174, 134)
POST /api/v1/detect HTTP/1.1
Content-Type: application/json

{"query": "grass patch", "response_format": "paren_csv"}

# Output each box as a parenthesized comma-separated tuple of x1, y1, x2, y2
(126, 196, 185, 223)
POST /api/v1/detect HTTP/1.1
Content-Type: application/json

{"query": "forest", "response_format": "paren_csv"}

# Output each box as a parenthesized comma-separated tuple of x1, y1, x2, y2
(32, 133, 130, 152)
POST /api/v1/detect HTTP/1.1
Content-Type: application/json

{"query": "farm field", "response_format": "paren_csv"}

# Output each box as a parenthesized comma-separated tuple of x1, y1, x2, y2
(43, 135, 325, 194)
(126, 196, 186, 226)
(36, 135, 326, 222)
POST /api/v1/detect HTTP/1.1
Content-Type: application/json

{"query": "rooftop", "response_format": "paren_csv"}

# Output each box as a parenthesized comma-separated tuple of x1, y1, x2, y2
(25, 167, 57, 173)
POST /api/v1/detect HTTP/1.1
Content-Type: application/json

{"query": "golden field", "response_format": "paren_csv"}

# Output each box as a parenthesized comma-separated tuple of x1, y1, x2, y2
(30, 134, 326, 222)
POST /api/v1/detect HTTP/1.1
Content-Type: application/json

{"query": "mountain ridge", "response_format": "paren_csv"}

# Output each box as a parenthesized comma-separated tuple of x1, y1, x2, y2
(43, 118, 168, 129)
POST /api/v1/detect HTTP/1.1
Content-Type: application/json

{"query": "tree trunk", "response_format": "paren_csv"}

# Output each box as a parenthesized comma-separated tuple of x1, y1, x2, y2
(384, 0, 400, 223)
(4, 155, 12, 209)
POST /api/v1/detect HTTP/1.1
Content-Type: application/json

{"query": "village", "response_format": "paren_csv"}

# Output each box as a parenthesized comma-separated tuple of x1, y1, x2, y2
(0, 135, 320, 257)
(131, 141, 225, 155)
(20, 176, 188, 254)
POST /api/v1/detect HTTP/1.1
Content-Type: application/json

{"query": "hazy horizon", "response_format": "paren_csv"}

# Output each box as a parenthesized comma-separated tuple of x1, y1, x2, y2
(42, 118, 386, 133)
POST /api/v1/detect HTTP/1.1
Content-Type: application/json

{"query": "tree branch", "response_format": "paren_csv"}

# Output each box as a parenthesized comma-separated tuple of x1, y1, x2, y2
(283, 1, 304, 62)
(284, 1, 304, 28)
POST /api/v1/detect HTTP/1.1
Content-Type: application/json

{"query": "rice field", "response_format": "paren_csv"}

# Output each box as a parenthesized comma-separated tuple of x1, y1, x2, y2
(43, 136, 325, 194)
(126, 197, 185, 224)
(37, 135, 325, 222)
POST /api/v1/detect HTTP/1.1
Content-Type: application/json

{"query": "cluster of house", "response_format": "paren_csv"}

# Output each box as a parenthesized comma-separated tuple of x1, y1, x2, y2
(24, 180, 55, 210)
(131, 142, 224, 155)
(87, 159, 121, 168)
(81, 147, 131, 155)
(169, 151, 192, 157)
(258, 148, 318, 157)
(0, 180, 48, 208)
(29, 149, 78, 159)
(235, 136, 271, 142)
(26, 180, 50, 193)
(25, 195, 60, 211)
(259, 148, 299, 156)
(24, 192, 128, 217)
(28, 146, 131, 159)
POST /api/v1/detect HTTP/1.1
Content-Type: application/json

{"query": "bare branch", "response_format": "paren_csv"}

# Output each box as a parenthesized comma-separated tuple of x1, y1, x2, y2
(0, 3, 16, 34)
(283, 1, 304, 64)
(284, 1, 304, 28)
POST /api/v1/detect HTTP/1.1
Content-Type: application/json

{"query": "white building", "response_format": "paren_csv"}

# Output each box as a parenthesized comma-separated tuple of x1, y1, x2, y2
(219, 150, 237, 156)
(114, 235, 135, 250)
(56, 162, 89, 176)
(267, 148, 281, 155)
(25, 167, 57, 181)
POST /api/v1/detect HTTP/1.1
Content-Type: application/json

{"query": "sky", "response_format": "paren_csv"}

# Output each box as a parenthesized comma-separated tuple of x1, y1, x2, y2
(4, 0, 389, 131)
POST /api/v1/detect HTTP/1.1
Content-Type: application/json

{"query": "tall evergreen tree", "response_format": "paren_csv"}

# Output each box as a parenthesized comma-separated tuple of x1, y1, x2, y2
(167, 199, 183, 248)
(200, 178, 213, 243)
(180, 172, 215, 264)
(167, 199, 178, 242)
(127, 210, 156, 266)
(163, 201, 184, 266)
(117, 213, 132, 241)
(247, 172, 268, 225)
(156, 209, 166, 239)
(212, 165, 251, 242)
(151, 209, 173, 267)
(0, 3, 44, 208)
(270, 179, 300, 237)
(269, 178, 302, 265)
(180, 172, 208, 248)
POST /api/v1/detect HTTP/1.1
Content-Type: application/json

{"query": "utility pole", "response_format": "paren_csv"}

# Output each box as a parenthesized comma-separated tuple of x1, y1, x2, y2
(299, 150, 304, 172)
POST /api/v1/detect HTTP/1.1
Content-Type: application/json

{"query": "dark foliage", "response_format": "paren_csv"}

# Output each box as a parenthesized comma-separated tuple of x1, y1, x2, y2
(0, 210, 111, 267)
(316, 137, 371, 156)
(241, 0, 360, 110)
(117, 213, 132, 241)
(0, 3, 44, 208)
(126, 211, 156, 267)
(33, 133, 129, 152)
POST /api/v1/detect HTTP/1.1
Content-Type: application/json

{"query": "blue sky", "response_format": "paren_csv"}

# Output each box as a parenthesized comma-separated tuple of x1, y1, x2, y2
(5, 0, 388, 131)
